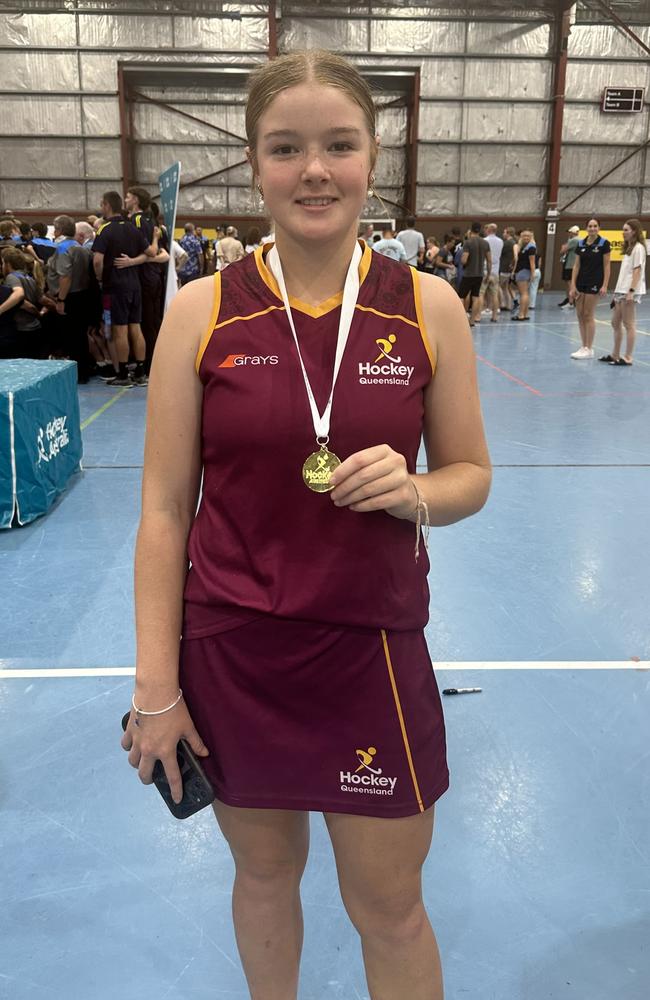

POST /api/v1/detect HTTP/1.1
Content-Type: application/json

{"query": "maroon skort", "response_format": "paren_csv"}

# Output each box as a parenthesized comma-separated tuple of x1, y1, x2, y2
(179, 617, 449, 818)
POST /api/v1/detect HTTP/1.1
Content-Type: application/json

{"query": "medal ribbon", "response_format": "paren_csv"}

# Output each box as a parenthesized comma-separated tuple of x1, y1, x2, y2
(267, 241, 362, 442)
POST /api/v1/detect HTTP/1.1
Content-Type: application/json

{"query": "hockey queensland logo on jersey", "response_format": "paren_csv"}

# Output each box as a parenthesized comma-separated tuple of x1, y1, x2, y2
(339, 746, 398, 797)
(358, 333, 414, 386)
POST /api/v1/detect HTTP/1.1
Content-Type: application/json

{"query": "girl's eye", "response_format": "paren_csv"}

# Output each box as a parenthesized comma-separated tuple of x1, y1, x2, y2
(330, 142, 353, 152)
(272, 145, 297, 156)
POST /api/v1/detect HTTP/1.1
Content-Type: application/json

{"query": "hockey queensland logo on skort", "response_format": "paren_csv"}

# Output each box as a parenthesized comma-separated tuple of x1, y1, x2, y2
(358, 334, 414, 386)
(340, 746, 398, 797)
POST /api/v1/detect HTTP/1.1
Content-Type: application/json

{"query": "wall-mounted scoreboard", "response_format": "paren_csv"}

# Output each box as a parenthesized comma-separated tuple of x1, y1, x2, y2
(601, 88, 645, 113)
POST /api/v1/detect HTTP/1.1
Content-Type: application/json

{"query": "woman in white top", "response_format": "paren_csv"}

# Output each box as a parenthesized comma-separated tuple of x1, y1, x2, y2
(601, 218, 646, 366)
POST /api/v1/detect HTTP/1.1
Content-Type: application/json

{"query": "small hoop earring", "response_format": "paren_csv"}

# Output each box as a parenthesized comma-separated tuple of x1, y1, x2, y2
(257, 183, 265, 209)
(367, 175, 376, 198)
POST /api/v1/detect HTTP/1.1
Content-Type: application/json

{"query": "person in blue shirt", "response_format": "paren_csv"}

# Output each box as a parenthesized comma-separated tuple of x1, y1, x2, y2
(178, 223, 205, 285)
(371, 227, 407, 263)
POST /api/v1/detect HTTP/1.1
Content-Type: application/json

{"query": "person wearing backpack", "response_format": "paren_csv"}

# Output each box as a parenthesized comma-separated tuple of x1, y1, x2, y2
(568, 218, 611, 359)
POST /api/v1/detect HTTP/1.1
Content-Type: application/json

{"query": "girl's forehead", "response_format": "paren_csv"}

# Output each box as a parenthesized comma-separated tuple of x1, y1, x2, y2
(259, 83, 366, 128)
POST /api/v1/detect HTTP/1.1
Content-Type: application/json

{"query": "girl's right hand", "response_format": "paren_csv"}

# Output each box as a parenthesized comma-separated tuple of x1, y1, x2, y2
(120, 697, 210, 804)
(568, 287, 577, 303)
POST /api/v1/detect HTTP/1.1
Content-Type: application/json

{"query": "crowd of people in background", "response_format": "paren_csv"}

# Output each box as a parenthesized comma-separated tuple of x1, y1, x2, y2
(0, 204, 645, 376)
(369, 215, 645, 365)
(0, 196, 269, 385)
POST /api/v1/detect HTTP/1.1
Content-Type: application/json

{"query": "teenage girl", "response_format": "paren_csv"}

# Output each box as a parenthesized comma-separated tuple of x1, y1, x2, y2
(601, 218, 646, 366)
(569, 218, 611, 359)
(121, 50, 491, 1000)
(512, 230, 536, 321)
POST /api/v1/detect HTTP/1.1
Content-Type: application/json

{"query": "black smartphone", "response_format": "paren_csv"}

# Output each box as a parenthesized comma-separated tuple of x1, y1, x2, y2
(121, 712, 215, 819)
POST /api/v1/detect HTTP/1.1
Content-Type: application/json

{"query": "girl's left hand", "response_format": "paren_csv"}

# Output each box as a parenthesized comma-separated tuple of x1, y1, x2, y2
(329, 445, 417, 519)
(114, 254, 133, 269)
(599, 286, 607, 297)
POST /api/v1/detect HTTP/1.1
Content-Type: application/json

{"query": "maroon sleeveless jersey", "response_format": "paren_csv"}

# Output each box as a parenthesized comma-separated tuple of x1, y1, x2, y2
(182, 242, 436, 638)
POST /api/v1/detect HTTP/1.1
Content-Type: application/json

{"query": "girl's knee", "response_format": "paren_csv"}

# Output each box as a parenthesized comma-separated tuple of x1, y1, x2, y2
(346, 892, 428, 945)
(234, 854, 307, 898)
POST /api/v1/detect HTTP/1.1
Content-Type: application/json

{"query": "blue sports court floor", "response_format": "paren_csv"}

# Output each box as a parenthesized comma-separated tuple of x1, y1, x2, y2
(1, 290, 648, 999)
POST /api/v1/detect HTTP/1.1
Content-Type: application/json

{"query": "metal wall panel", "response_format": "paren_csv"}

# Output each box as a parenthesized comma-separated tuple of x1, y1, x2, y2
(86, 181, 123, 210)
(178, 185, 228, 214)
(0, 138, 83, 178)
(418, 145, 460, 185)
(565, 61, 650, 101)
(420, 103, 462, 143)
(459, 185, 545, 215)
(132, 101, 246, 143)
(1, 51, 79, 91)
(460, 145, 547, 184)
(371, 19, 465, 55)
(563, 105, 649, 144)
(420, 60, 465, 100)
(173, 16, 268, 50)
(464, 59, 552, 100)
(1, 9, 645, 219)
(558, 185, 638, 215)
(280, 18, 369, 52)
(78, 14, 174, 48)
(3, 95, 82, 135)
(136, 144, 250, 186)
(0, 12, 77, 47)
(467, 21, 552, 56)
(463, 102, 551, 143)
(375, 147, 406, 188)
(560, 145, 644, 187)
(569, 24, 650, 59)
(0, 180, 86, 211)
(82, 97, 120, 137)
(416, 185, 459, 215)
(375, 107, 407, 147)
(85, 139, 123, 179)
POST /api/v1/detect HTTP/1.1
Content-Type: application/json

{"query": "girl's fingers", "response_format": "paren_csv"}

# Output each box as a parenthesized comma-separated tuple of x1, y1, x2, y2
(331, 457, 397, 503)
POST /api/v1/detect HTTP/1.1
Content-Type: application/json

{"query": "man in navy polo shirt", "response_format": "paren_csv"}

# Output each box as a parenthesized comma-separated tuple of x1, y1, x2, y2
(93, 190, 158, 387)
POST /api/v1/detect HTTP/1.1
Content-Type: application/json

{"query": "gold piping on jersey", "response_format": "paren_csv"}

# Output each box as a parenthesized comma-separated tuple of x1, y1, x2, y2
(214, 303, 285, 332)
(195, 271, 222, 374)
(254, 240, 373, 319)
(411, 267, 437, 377)
(381, 629, 425, 813)
(354, 304, 420, 330)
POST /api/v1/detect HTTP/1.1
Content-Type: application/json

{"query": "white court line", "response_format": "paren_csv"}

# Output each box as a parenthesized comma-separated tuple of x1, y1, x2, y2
(0, 662, 647, 679)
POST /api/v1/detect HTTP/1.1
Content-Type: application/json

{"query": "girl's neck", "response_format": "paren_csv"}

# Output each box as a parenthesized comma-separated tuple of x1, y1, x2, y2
(272, 226, 360, 306)
(587, 233, 598, 243)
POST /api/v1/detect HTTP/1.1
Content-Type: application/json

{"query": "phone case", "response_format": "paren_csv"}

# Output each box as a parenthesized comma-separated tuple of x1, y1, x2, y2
(121, 711, 215, 819)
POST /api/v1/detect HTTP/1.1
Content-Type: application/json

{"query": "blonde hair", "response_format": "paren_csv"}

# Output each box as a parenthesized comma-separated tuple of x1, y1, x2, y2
(246, 50, 378, 173)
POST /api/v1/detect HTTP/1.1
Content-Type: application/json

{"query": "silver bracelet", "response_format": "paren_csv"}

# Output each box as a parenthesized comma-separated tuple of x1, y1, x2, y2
(411, 481, 430, 562)
(131, 688, 183, 716)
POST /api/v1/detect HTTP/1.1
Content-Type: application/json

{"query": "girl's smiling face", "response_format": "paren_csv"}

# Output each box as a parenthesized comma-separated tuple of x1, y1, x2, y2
(251, 82, 377, 247)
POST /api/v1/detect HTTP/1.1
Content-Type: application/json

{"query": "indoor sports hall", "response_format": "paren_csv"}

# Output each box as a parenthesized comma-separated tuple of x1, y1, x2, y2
(1, 3, 648, 1000)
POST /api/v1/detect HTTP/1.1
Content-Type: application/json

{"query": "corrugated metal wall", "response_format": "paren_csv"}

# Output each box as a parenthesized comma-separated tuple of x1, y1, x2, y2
(0, 4, 648, 219)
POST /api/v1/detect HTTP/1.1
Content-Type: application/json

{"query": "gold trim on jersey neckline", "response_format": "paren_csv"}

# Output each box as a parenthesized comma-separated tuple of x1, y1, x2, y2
(254, 240, 372, 318)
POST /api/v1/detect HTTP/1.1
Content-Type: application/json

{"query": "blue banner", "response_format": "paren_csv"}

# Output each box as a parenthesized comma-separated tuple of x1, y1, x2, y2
(159, 161, 181, 310)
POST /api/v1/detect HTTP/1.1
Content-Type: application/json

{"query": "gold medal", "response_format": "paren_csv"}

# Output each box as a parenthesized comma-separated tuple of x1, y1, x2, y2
(302, 447, 341, 493)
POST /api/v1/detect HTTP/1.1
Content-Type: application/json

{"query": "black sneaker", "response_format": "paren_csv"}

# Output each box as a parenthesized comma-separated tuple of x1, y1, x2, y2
(98, 369, 119, 382)
(131, 373, 148, 386)
(557, 298, 569, 307)
(106, 375, 134, 387)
